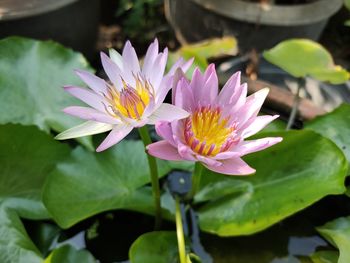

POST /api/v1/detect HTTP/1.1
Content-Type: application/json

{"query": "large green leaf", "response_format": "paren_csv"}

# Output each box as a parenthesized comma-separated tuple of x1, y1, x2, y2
(317, 217, 350, 263)
(42, 140, 192, 228)
(0, 36, 93, 149)
(196, 130, 348, 236)
(263, 39, 349, 84)
(0, 204, 43, 263)
(44, 245, 96, 263)
(0, 124, 70, 219)
(129, 231, 178, 263)
(305, 104, 350, 168)
(0, 124, 70, 263)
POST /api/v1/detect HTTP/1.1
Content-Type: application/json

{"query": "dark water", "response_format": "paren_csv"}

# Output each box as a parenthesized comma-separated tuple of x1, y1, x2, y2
(24, 193, 350, 263)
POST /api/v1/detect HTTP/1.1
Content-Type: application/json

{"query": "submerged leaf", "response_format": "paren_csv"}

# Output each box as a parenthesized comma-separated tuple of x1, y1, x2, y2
(317, 217, 350, 263)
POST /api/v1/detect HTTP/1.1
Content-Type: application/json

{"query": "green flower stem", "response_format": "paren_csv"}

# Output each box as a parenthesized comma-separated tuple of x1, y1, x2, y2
(138, 126, 162, 230)
(187, 162, 204, 200)
(175, 196, 187, 263)
(286, 77, 304, 130)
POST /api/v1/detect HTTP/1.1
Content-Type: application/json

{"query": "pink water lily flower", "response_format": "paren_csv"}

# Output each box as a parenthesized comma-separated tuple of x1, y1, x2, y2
(56, 39, 192, 151)
(147, 65, 283, 175)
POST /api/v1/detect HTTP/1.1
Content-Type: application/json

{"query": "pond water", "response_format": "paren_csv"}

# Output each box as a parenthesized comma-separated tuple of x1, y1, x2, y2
(24, 191, 349, 263)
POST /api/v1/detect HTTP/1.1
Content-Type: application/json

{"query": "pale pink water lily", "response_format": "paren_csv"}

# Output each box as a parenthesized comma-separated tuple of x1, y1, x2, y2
(147, 65, 283, 175)
(56, 39, 192, 151)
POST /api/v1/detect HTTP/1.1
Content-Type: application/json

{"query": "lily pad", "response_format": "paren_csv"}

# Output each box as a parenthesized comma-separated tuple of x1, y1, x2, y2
(196, 130, 348, 236)
(129, 231, 178, 263)
(0, 124, 71, 263)
(263, 39, 349, 84)
(44, 245, 95, 263)
(42, 140, 192, 228)
(317, 217, 350, 263)
(0, 36, 93, 149)
(0, 124, 70, 219)
(305, 104, 350, 168)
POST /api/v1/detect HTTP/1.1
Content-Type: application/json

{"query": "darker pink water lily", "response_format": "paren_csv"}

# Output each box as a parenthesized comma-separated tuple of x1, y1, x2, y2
(56, 39, 192, 151)
(147, 65, 283, 175)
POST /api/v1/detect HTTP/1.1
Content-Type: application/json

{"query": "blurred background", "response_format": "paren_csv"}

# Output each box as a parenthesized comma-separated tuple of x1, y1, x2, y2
(0, 0, 349, 122)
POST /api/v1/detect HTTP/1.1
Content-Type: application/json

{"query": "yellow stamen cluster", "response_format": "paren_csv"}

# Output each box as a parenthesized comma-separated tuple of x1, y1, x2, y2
(104, 75, 154, 120)
(184, 106, 235, 156)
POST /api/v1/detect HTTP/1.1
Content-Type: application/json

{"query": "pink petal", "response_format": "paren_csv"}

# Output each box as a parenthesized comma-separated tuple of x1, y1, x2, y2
(213, 151, 241, 160)
(122, 40, 140, 74)
(196, 155, 221, 167)
(190, 68, 205, 103)
(100, 52, 123, 88)
(218, 71, 242, 105)
(142, 39, 159, 77)
(201, 64, 218, 104)
(64, 86, 105, 112)
(171, 68, 187, 105)
(236, 88, 269, 128)
(166, 57, 194, 77)
(96, 124, 133, 152)
(147, 103, 189, 124)
(177, 143, 197, 161)
(147, 140, 183, 161)
(155, 121, 176, 146)
(174, 77, 194, 111)
(241, 115, 280, 138)
(75, 70, 108, 94)
(63, 106, 120, 124)
(233, 137, 283, 156)
(206, 158, 255, 176)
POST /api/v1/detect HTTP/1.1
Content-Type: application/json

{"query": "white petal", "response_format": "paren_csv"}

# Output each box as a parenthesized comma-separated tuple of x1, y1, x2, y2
(109, 48, 123, 69)
(147, 103, 189, 124)
(55, 121, 113, 140)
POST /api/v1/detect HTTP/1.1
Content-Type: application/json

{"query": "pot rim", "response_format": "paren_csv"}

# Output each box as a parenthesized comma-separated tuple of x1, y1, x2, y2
(0, 0, 79, 21)
(191, 0, 343, 26)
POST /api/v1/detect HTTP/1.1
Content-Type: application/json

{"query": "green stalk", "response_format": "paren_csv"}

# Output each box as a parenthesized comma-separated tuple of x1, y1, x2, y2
(187, 162, 204, 200)
(138, 126, 162, 230)
(286, 77, 304, 130)
(175, 196, 187, 263)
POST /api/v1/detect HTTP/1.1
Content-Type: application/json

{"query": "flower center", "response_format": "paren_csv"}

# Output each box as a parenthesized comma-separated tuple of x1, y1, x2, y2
(184, 106, 237, 156)
(105, 75, 154, 120)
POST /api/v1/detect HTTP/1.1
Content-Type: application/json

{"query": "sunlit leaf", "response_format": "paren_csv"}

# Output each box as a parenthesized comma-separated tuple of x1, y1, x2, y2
(263, 39, 349, 84)
(167, 37, 238, 76)
(0, 36, 94, 149)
